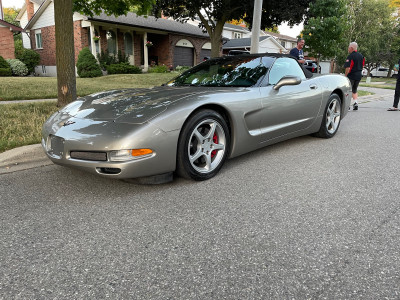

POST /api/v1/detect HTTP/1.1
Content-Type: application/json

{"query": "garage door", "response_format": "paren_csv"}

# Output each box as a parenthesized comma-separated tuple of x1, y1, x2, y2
(200, 49, 211, 61)
(174, 46, 194, 68)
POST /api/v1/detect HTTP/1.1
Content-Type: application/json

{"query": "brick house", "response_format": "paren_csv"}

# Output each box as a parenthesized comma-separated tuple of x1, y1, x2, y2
(0, 19, 23, 59)
(16, 0, 214, 76)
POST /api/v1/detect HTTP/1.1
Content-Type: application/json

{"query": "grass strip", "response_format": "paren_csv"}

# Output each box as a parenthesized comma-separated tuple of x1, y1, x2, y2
(0, 73, 177, 101)
(0, 102, 59, 153)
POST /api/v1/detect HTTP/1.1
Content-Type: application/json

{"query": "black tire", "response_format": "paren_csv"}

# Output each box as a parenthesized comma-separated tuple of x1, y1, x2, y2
(176, 109, 230, 181)
(314, 93, 341, 139)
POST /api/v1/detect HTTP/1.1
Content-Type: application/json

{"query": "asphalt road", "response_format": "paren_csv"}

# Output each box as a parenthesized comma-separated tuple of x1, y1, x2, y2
(1, 88, 399, 299)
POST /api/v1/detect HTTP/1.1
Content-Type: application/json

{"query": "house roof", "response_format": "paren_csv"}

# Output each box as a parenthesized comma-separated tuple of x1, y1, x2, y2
(265, 31, 297, 41)
(0, 19, 23, 32)
(223, 36, 286, 52)
(223, 23, 250, 33)
(87, 12, 210, 38)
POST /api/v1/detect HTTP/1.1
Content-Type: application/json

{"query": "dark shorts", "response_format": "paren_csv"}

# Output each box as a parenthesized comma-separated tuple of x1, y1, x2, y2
(349, 79, 360, 93)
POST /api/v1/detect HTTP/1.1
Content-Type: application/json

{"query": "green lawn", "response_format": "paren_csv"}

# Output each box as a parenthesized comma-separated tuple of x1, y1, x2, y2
(0, 102, 59, 153)
(0, 73, 176, 153)
(360, 76, 397, 90)
(0, 73, 177, 101)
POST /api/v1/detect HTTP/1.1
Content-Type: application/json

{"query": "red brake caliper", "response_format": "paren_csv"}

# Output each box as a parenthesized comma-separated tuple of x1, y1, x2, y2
(211, 133, 218, 158)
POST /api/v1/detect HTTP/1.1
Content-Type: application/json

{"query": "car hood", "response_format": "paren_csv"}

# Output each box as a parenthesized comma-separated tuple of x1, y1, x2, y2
(62, 87, 218, 124)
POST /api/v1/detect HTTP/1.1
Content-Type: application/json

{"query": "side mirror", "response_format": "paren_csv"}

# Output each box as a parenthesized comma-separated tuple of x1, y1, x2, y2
(273, 76, 302, 90)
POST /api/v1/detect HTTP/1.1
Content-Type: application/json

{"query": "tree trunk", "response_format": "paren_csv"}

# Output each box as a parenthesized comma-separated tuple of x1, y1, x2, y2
(209, 20, 225, 58)
(210, 33, 221, 58)
(54, 0, 77, 107)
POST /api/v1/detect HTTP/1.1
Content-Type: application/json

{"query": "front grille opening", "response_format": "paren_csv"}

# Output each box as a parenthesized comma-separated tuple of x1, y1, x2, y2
(97, 167, 121, 175)
(70, 151, 107, 161)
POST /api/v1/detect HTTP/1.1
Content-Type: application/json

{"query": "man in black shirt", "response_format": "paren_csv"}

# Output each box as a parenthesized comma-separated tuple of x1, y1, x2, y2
(290, 38, 305, 64)
(344, 42, 365, 110)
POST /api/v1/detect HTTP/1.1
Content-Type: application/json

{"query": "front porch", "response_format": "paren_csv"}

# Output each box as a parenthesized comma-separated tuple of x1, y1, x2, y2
(81, 20, 212, 72)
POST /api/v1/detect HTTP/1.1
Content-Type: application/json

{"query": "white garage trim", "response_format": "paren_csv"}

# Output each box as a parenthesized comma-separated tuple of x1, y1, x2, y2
(176, 39, 194, 48)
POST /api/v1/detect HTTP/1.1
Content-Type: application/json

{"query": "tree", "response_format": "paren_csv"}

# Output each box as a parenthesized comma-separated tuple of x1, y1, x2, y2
(54, 0, 154, 107)
(302, 0, 347, 69)
(3, 7, 22, 41)
(342, 0, 397, 76)
(152, 0, 314, 58)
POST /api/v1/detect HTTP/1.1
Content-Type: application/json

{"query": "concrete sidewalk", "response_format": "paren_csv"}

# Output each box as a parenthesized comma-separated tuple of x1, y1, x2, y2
(0, 98, 57, 105)
(0, 87, 396, 174)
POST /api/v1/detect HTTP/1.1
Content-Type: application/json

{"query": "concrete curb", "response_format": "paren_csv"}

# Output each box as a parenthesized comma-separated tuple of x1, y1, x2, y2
(0, 144, 52, 174)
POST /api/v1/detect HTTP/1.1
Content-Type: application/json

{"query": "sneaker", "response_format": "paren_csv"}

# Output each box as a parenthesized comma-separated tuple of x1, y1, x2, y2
(353, 103, 358, 110)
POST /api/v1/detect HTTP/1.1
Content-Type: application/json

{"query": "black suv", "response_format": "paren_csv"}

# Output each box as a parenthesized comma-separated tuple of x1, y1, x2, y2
(304, 60, 321, 73)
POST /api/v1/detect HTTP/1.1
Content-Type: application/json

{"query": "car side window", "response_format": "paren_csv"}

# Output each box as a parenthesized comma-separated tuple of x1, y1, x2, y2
(268, 57, 306, 85)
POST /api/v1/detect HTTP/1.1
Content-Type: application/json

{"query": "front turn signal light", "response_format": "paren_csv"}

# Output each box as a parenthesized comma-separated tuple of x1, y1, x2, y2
(109, 149, 154, 161)
(131, 149, 153, 156)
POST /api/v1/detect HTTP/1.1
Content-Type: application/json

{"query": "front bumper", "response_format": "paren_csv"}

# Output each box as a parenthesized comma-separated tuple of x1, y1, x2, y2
(41, 117, 179, 179)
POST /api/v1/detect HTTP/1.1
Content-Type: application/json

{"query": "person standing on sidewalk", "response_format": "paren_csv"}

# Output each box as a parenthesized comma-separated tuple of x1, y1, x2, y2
(344, 42, 365, 110)
(387, 58, 400, 111)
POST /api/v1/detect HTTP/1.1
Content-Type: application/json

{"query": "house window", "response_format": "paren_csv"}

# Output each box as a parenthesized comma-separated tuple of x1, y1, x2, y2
(35, 30, 43, 49)
(124, 33, 133, 56)
(233, 32, 242, 39)
(107, 30, 116, 54)
(281, 41, 286, 47)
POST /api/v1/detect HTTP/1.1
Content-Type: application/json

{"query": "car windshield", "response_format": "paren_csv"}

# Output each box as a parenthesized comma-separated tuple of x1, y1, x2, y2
(167, 56, 274, 87)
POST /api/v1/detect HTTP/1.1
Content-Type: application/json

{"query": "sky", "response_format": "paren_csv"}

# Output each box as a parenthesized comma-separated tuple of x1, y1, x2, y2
(3, 0, 302, 37)
(2, 0, 25, 9)
(278, 22, 303, 38)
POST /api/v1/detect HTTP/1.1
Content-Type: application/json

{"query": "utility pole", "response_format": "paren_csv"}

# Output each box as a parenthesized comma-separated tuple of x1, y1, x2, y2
(0, 0, 4, 20)
(250, 0, 263, 54)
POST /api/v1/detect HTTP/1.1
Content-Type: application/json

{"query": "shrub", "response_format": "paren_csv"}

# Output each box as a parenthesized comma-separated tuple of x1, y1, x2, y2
(106, 63, 142, 74)
(0, 56, 9, 68)
(16, 49, 40, 74)
(97, 50, 129, 70)
(14, 40, 23, 57)
(6, 59, 29, 76)
(0, 68, 12, 76)
(76, 47, 102, 78)
(148, 65, 169, 73)
(0, 56, 11, 76)
(175, 65, 191, 73)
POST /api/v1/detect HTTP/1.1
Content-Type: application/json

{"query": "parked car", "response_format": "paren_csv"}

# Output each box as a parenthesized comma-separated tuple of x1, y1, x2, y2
(227, 50, 250, 56)
(42, 54, 351, 183)
(304, 60, 321, 73)
(362, 67, 398, 78)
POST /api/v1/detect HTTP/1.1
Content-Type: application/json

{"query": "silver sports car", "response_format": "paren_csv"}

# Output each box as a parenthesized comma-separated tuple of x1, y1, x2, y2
(42, 54, 351, 183)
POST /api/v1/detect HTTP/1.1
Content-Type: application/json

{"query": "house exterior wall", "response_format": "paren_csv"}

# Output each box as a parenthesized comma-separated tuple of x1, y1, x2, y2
(169, 34, 212, 66)
(26, 0, 35, 21)
(73, 20, 89, 62)
(0, 27, 16, 59)
(19, 11, 31, 49)
(32, 25, 56, 65)
(133, 32, 143, 65)
(259, 39, 285, 54)
(31, 2, 55, 30)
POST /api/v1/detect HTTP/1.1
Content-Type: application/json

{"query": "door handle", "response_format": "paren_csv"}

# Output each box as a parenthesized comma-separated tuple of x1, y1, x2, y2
(309, 84, 318, 90)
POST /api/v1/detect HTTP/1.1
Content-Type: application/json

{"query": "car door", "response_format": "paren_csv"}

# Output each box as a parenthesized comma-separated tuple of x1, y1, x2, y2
(259, 57, 322, 142)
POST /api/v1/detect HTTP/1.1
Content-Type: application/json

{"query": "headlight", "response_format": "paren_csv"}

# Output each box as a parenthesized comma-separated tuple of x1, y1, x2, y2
(109, 149, 154, 161)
